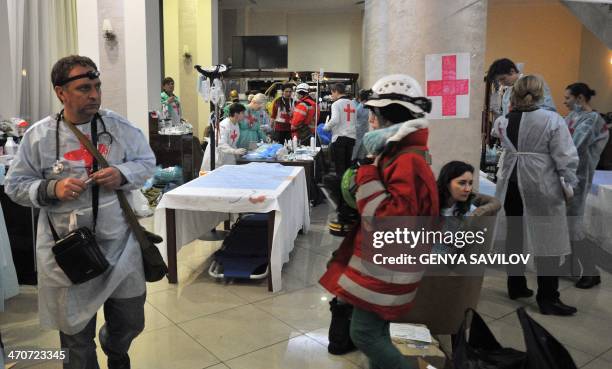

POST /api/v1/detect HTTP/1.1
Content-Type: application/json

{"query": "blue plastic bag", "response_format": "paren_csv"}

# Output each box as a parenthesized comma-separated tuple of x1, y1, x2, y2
(317, 124, 331, 145)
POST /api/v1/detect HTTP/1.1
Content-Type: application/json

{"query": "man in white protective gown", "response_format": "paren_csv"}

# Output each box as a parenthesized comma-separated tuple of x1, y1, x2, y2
(4, 55, 156, 369)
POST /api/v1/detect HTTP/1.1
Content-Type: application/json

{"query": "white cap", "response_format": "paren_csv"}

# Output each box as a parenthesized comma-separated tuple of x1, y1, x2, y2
(364, 74, 431, 114)
(296, 83, 310, 93)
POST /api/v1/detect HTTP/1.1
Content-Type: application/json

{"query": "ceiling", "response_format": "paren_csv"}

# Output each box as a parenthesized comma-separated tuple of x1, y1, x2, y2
(219, 0, 365, 11)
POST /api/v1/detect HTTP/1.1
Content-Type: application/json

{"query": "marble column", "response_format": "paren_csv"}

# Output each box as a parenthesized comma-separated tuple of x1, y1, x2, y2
(363, 0, 487, 178)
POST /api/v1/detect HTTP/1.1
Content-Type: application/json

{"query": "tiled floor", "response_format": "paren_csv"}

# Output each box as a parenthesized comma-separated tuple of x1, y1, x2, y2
(2, 203, 612, 368)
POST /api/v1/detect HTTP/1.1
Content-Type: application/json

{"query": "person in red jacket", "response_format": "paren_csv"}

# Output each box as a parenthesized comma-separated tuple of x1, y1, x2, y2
(320, 74, 438, 368)
(291, 83, 318, 144)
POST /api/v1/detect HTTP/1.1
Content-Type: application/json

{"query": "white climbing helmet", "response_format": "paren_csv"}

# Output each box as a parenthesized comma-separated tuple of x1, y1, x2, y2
(364, 74, 432, 115)
(296, 83, 310, 93)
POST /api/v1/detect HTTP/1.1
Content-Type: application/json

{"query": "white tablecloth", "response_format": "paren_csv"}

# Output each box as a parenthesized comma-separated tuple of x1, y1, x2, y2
(584, 171, 612, 255)
(154, 163, 310, 292)
(1, 165, 20, 312)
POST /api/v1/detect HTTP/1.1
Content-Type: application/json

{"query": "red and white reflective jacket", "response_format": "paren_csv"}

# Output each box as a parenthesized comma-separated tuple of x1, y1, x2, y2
(290, 95, 318, 138)
(319, 119, 439, 321)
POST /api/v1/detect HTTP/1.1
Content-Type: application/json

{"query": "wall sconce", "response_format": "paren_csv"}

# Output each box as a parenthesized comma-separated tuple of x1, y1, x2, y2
(183, 45, 192, 60)
(102, 19, 116, 42)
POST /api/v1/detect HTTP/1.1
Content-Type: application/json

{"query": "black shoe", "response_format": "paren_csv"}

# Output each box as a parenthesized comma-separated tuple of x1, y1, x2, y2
(508, 288, 534, 300)
(328, 298, 356, 355)
(538, 299, 577, 316)
(575, 276, 601, 289)
(507, 277, 534, 300)
(108, 354, 130, 369)
(328, 220, 355, 237)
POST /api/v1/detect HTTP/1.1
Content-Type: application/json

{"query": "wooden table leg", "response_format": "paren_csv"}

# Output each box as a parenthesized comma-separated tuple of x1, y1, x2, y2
(267, 210, 276, 292)
(166, 208, 178, 284)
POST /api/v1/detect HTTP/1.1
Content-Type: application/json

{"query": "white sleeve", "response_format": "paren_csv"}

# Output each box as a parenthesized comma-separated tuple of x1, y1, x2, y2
(324, 101, 340, 131)
(549, 115, 579, 187)
(491, 116, 503, 139)
(217, 123, 235, 154)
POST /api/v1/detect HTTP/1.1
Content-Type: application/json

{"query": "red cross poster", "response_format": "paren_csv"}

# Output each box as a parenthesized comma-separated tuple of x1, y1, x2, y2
(425, 52, 470, 119)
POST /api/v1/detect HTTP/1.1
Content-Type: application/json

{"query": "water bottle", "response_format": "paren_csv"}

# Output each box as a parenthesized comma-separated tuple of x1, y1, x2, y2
(4, 136, 18, 155)
(310, 136, 316, 151)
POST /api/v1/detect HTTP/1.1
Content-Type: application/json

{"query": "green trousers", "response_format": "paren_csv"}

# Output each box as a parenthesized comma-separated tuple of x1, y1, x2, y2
(350, 307, 415, 369)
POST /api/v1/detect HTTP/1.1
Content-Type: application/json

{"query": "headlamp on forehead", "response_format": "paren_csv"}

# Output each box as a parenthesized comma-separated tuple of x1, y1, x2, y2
(55, 70, 100, 87)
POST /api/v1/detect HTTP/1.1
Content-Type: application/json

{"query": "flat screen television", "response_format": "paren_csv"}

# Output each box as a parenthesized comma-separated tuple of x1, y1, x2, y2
(232, 35, 288, 69)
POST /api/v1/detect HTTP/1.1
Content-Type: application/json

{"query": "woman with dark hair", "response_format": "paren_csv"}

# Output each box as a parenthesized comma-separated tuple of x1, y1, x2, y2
(563, 82, 609, 289)
(433, 161, 501, 254)
(270, 84, 294, 143)
(438, 161, 477, 216)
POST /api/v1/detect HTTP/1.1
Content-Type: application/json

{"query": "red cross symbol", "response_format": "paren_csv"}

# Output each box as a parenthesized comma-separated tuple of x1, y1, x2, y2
(344, 103, 355, 122)
(427, 55, 469, 116)
(246, 113, 257, 128)
(64, 135, 109, 173)
(568, 119, 576, 135)
(230, 129, 238, 144)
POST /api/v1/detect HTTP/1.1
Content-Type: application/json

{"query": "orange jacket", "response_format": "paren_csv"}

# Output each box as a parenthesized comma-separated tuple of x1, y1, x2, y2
(290, 96, 318, 138)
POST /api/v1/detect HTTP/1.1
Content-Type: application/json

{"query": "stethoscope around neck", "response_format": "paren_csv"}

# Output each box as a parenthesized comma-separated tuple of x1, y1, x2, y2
(52, 109, 114, 175)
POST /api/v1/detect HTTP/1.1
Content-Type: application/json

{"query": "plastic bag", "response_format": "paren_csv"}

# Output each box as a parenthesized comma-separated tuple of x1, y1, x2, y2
(518, 308, 578, 369)
(243, 143, 283, 160)
(453, 308, 578, 369)
(131, 190, 153, 217)
(317, 124, 331, 145)
(453, 309, 525, 369)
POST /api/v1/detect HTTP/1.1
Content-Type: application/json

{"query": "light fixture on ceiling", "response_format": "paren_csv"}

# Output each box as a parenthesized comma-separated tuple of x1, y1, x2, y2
(102, 19, 116, 42)
(183, 45, 192, 61)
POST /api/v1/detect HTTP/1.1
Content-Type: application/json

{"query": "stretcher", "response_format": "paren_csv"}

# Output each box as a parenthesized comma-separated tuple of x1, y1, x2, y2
(208, 213, 270, 280)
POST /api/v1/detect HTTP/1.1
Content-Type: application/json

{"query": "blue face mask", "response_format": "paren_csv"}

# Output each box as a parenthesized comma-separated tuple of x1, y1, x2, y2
(362, 124, 402, 156)
(573, 103, 583, 113)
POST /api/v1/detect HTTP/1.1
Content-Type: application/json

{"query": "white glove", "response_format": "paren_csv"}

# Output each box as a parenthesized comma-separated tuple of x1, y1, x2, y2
(234, 148, 247, 156)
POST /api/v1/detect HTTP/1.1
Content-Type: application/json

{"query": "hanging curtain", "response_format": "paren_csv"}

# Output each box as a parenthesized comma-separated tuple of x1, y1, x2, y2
(0, 0, 78, 123)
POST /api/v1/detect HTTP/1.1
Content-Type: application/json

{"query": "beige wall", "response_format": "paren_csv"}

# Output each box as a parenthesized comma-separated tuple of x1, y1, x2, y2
(222, 9, 362, 74)
(579, 26, 612, 113)
(98, 0, 128, 117)
(163, 0, 214, 139)
(163, 0, 181, 94)
(486, 0, 583, 117)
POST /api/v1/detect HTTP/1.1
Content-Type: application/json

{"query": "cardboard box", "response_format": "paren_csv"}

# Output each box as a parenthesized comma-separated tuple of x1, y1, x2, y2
(391, 324, 447, 369)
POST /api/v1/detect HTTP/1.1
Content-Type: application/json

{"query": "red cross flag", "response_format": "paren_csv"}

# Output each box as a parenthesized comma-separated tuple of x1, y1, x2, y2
(425, 52, 470, 119)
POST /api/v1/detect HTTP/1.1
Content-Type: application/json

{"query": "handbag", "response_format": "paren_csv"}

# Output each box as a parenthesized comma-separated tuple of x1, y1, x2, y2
(65, 115, 168, 282)
(49, 217, 109, 285)
(453, 308, 578, 369)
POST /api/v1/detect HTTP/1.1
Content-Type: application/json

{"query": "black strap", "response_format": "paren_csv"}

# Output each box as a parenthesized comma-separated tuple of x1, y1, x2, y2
(64, 118, 156, 252)
(48, 113, 101, 240)
(48, 216, 61, 241)
(91, 115, 99, 233)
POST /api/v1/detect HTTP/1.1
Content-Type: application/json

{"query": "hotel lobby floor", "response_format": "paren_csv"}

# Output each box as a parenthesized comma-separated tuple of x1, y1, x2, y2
(3, 203, 612, 369)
